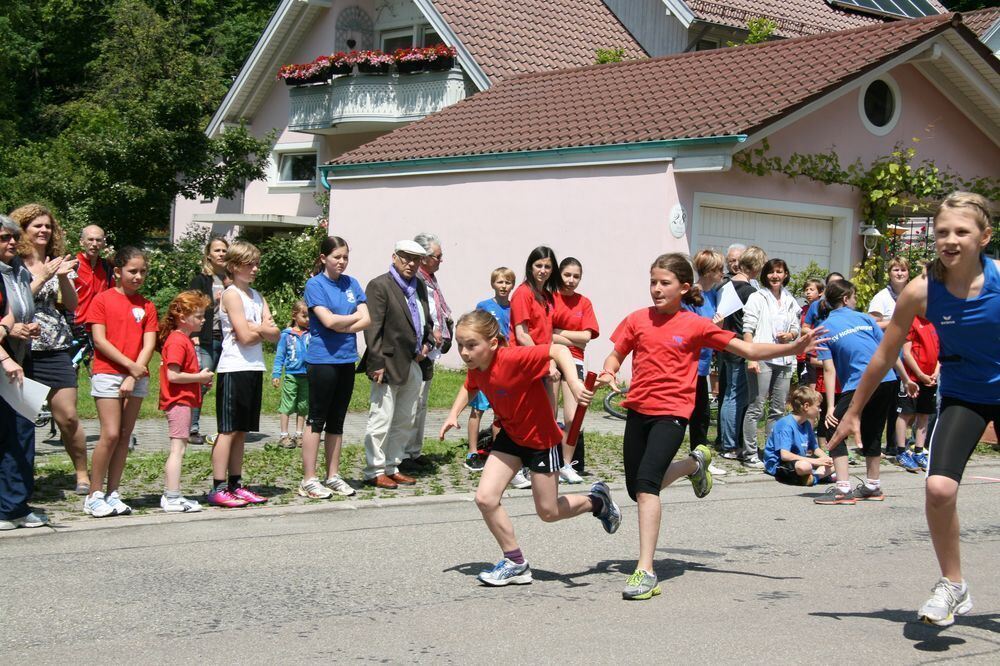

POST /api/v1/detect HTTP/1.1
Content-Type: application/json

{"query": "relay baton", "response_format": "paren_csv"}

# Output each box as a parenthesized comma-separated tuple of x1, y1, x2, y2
(565, 371, 597, 447)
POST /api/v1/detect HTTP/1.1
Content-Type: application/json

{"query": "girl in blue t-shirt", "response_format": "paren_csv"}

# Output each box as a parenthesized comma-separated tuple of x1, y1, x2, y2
(828, 192, 999, 627)
(815, 280, 915, 507)
(298, 236, 370, 499)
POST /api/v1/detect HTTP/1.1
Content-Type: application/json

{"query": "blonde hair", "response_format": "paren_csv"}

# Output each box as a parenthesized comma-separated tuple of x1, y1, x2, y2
(224, 240, 261, 278)
(788, 385, 821, 414)
(887, 256, 910, 274)
(201, 237, 229, 275)
(10, 203, 66, 258)
(693, 249, 724, 276)
(930, 192, 994, 281)
(456, 309, 508, 346)
(490, 266, 515, 286)
(738, 245, 767, 277)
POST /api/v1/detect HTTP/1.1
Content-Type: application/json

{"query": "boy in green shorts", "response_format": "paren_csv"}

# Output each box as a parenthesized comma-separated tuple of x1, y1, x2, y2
(272, 301, 310, 447)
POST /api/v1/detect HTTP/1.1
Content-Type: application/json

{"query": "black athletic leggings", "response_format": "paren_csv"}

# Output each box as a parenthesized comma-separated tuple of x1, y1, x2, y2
(829, 380, 896, 458)
(306, 363, 356, 434)
(927, 397, 1000, 483)
(623, 410, 689, 501)
(690, 375, 711, 447)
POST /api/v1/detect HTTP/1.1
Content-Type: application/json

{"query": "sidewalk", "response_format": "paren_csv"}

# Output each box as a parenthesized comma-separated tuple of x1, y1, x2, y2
(34, 409, 628, 456)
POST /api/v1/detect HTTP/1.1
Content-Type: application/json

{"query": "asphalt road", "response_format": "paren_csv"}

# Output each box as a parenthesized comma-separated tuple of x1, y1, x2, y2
(3, 465, 999, 664)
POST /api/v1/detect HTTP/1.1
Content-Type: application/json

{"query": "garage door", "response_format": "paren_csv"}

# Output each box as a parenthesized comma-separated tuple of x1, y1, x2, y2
(695, 206, 833, 273)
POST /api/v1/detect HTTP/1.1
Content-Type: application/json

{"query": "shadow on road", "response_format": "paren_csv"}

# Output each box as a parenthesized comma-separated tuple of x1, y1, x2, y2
(810, 608, 1000, 651)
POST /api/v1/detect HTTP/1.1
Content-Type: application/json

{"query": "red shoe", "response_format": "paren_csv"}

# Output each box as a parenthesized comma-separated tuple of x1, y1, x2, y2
(231, 486, 268, 504)
(207, 488, 248, 508)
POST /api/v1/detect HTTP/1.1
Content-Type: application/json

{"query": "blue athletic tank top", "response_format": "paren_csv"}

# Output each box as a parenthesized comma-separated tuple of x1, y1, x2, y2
(926, 253, 1000, 404)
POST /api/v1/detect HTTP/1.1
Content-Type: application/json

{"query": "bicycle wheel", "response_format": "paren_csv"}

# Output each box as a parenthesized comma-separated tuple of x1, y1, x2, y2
(603, 388, 628, 420)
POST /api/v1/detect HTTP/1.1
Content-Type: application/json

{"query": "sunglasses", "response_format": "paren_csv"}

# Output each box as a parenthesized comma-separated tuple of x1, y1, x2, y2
(0, 233, 14, 243)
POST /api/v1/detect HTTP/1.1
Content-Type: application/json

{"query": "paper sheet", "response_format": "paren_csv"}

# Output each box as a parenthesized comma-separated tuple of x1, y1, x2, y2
(0, 375, 50, 421)
(715, 281, 745, 318)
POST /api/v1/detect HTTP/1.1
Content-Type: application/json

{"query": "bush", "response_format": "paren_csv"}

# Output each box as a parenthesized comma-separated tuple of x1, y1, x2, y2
(143, 227, 210, 310)
(788, 260, 827, 299)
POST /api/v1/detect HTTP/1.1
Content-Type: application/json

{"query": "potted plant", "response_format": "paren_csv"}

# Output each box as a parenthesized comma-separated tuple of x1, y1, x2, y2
(330, 51, 355, 76)
(277, 55, 332, 85)
(424, 44, 457, 71)
(356, 50, 393, 75)
(394, 47, 426, 74)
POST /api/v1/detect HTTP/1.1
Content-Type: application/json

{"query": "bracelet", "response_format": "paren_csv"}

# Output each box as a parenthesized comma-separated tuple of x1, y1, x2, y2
(598, 369, 615, 377)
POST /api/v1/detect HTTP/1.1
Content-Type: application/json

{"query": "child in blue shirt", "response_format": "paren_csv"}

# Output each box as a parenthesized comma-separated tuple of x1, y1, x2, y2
(465, 267, 514, 472)
(272, 300, 310, 447)
(764, 385, 833, 486)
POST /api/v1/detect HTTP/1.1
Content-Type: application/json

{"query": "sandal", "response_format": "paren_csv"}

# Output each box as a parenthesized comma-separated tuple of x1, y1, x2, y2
(74, 482, 91, 496)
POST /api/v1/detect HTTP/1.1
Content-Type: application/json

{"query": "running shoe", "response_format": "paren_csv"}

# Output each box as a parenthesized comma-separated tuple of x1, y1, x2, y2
(813, 486, 856, 505)
(589, 481, 621, 534)
(0, 511, 49, 529)
(510, 468, 531, 489)
(895, 450, 920, 473)
(478, 558, 532, 586)
(918, 577, 973, 627)
(279, 434, 296, 449)
(742, 455, 765, 470)
(721, 451, 740, 460)
(323, 475, 357, 497)
(231, 486, 268, 504)
(688, 444, 714, 499)
(464, 452, 486, 472)
(160, 495, 202, 513)
(204, 434, 217, 447)
(622, 568, 661, 601)
(559, 463, 584, 485)
(708, 462, 727, 477)
(298, 477, 333, 499)
(852, 482, 885, 501)
(105, 491, 132, 516)
(206, 488, 249, 508)
(913, 451, 929, 471)
(83, 491, 115, 517)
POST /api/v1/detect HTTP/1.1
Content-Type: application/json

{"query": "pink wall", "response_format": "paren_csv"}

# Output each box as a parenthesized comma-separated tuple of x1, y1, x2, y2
(330, 162, 678, 371)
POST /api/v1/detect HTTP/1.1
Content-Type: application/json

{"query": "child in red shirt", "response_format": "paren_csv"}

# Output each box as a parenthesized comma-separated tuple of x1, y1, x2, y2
(597, 253, 822, 600)
(440, 310, 620, 587)
(896, 316, 940, 470)
(158, 291, 214, 512)
(84, 247, 159, 518)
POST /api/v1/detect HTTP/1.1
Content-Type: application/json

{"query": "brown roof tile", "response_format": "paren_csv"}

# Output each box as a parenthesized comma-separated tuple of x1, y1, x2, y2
(962, 7, 1000, 37)
(432, 0, 647, 82)
(331, 14, 959, 166)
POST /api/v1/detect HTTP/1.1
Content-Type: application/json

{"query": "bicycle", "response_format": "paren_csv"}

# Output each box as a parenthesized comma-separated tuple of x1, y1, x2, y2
(603, 384, 628, 420)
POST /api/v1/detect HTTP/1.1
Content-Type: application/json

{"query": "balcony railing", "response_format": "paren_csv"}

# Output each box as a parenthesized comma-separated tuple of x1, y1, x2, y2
(288, 69, 470, 133)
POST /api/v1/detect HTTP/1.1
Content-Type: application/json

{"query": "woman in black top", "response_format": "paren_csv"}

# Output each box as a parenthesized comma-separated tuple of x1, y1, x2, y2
(186, 236, 229, 444)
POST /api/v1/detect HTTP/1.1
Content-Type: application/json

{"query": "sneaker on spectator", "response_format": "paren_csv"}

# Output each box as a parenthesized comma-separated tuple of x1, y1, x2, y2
(204, 433, 217, 447)
(622, 568, 661, 601)
(105, 491, 132, 515)
(298, 477, 333, 499)
(708, 462, 727, 476)
(510, 468, 531, 489)
(813, 486, 857, 505)
(913, 451, 929, 471)
(721, 450, 740, 460)
(852, 481, 885, 501)
(279, 434, 296, 449)
(478, 558, 532, 586)
(207, 488, 248, 508)
(187, 432, 205, 445)
(896, 450, 921, 473)
(464, 452, 486, 472)
(918, 577, 973, 627)
(160, 495, 202, 513)
(687, 445, 714, 498)
(589, 481, 621, 534)
(232, 486, 268, 504)
(559, 463, 583, 484)
(742, 455, 765, 470)
(83, 491, 115, 517)
(323, 475, 357, 497)
(0, 511, 49, 529)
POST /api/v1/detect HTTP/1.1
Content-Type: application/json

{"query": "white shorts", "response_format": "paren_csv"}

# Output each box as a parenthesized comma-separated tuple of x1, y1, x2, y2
(91, 373, 150, 399)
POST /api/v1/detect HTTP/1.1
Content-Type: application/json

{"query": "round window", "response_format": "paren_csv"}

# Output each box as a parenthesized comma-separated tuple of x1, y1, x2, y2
(859, 76, 901, 136)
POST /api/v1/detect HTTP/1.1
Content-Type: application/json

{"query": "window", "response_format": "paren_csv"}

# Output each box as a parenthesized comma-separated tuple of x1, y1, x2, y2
(696, 39, 718, 51)
(422, 27, 442, 47)
(277, 153, 317, 183)
(381, 28, 413, 52)
(268, 141, 320, 191)
(859, 75, 901, 136)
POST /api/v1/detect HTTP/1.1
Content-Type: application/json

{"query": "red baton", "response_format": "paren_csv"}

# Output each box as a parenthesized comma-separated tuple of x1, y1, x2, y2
(565, 371, 596, 447)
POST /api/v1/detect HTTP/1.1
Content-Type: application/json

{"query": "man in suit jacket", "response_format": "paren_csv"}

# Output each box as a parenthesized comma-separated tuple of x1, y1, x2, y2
(359, 240, 434, 489)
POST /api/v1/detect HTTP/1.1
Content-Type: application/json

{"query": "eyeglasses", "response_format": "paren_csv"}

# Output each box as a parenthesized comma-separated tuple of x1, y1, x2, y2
(395, 253, 420, 264)
(430, 254, 443, 261)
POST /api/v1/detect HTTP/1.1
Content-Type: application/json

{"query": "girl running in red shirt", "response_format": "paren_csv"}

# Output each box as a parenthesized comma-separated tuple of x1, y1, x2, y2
(440, 310, 620, 587)
(598, 253, 822, 600)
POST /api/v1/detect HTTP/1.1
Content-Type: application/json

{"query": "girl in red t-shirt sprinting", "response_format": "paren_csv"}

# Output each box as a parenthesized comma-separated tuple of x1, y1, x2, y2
(598, 253, 822, 600)
(157, 291, 214, 513)
(440, 310, 621, 587)
(84, 247, 159, 518)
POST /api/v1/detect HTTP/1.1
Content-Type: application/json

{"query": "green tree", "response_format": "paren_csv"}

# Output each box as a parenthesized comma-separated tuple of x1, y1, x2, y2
(728, 17, 778, 47)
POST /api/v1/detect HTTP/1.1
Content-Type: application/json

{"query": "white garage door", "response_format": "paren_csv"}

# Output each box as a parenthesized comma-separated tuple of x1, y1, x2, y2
(695, 206, 833, 273)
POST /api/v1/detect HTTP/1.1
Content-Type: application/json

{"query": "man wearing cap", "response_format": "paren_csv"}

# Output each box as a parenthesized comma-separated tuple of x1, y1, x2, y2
(358, 240, 435, 489)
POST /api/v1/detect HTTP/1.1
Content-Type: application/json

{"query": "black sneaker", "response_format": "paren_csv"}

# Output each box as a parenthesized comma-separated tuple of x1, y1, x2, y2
(464, 452, 486, 472)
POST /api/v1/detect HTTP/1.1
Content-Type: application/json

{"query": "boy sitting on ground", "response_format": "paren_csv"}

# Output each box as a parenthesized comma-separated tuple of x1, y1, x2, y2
(764, 386, 834, 487)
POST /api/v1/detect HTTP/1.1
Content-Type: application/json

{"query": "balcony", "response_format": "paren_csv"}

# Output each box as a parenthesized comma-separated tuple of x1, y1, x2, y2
(288, 69, 471, 134)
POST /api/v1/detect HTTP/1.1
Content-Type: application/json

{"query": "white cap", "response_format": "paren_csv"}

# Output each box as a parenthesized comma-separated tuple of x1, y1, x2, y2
(394, 239, 427, 256)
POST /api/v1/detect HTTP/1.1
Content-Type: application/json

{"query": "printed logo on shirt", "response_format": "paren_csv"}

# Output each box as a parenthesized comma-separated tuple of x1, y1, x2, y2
(346, 289, 356, 304)
(131, 307, 145, 324)
(672, 335, 685, 347)
(496, 388, 509, 398)
(940, 315, 955, 326)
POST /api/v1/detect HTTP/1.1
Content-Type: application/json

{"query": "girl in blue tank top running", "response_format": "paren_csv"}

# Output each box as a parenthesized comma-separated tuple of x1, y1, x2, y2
(828, 192, 998, 628)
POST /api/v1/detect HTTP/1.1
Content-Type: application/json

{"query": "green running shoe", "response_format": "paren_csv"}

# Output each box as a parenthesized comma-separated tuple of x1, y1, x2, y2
(688, 444, 714, 499)
(623, 569, 661, 601)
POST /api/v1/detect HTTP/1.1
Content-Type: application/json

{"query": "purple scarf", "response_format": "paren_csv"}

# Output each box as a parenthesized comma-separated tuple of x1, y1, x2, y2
(389, 265, 422, 353)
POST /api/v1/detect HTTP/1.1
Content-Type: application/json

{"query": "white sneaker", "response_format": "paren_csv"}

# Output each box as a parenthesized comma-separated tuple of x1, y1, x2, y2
(742, 456, 765, 470)
(106, 491, 132, 515)
(323, 475, 357, 497)
(708, 462, 727, 476)
(510, 468, 532, 489)
(83, 491, 115, 518)
(298, 477, 333, 499)
(559, 463, 583, 484)
(160, 495, 202, 513)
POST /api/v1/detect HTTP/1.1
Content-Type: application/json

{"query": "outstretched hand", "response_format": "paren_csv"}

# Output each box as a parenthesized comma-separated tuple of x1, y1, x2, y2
(792, 326, 828, 357)
(439, 415, 459, 441)
(595, 370, 620, 394)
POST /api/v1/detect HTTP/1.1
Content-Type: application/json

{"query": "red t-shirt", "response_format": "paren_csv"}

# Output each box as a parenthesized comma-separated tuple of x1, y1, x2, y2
(159, 330, 202, 410)
(509, 283, 552, 347)
(906, 316, 939, 381)
(612, 308, 735, 417)
(552, 291, 600, 362)
(464, 345, 562, 449)
(74, 253, 113, 325)
(89, 289, 158, 375)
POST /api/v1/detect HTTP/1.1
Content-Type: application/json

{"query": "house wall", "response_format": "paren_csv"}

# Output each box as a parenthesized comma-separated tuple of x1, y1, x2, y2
(329, 162, 676, 371)
(603, 0, 690, 55)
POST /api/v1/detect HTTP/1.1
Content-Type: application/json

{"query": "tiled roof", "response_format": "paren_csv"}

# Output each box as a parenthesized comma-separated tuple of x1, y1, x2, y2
(686, 0, 948, 38)
(432, 0, 647, 82)
(331, 14, 958, 166)
(962, 7, 1000, 37)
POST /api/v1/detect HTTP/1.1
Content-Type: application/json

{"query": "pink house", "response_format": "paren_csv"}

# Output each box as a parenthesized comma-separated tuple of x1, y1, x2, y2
(320, 14, 999, 372)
